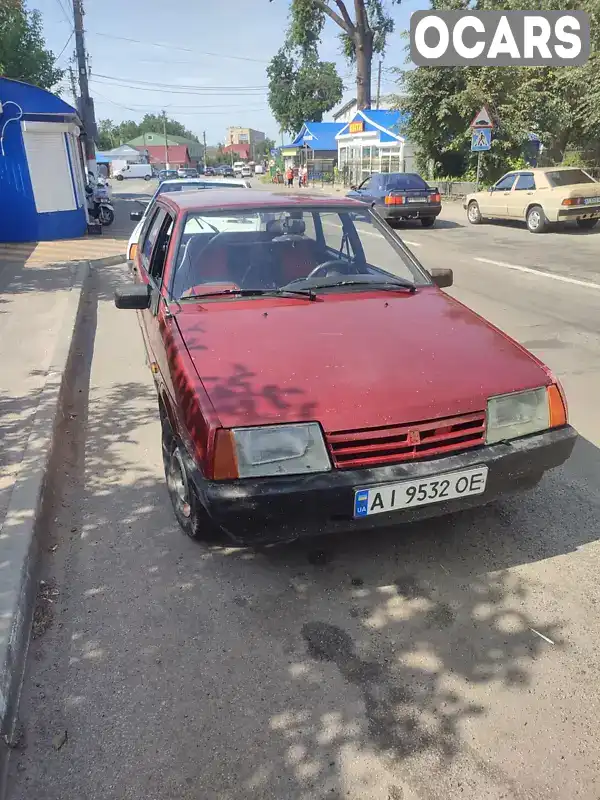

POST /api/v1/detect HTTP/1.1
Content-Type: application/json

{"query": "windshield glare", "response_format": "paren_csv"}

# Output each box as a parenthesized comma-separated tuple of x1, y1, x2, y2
(545, 169, 595, 187)
(170, 208, 428, 301)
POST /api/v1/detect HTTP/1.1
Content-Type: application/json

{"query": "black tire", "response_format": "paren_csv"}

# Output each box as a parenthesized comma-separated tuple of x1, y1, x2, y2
(526, 205, 548, 233)
(144, 174, 152, 181)
(421, 217, 435, 228)
(99, 207, 114, 226)
(576, 218, 598, 230)
(116, 174, 124, 181)
(162, 423, 218, 542)
(467, 201, 482, 225)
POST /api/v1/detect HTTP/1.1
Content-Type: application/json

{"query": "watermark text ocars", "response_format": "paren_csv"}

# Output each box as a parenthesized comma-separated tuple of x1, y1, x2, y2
(410, 11, 590, 67)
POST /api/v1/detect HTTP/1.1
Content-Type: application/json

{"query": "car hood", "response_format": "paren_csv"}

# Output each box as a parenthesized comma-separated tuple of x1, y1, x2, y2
(177, 288, 550, 431)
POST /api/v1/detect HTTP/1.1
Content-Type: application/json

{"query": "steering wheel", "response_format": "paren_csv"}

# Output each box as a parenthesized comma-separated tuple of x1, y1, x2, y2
(305, 260, 347, 279)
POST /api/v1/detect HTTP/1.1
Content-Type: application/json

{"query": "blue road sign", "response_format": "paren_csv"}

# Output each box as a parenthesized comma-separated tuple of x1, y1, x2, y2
(471, 128, 491, 152)
(270, 148, 278, 157)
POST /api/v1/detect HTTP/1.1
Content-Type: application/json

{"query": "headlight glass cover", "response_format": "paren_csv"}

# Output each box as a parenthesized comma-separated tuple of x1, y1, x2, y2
(486, 388, 549, 444)
(232, 423, 331, 478)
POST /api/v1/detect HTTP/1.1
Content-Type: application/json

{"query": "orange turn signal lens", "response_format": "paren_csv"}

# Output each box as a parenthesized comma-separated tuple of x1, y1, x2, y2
(547, 384, 567, 427)
(212, 429, 239, 480)
(129, 243, 138, 261)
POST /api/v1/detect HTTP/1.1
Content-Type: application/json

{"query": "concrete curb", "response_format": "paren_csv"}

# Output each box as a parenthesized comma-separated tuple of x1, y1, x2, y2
(0, 260, 91, 746)
(90, 254, 126, 268)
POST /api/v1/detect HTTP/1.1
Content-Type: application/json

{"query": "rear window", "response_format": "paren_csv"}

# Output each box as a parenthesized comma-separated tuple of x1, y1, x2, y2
(545, 169, 595, 187)
(384, 173, 429, 191)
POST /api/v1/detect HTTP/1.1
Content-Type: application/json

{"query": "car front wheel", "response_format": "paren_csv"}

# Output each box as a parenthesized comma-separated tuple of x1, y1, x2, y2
(526, 205, 548, 233)
(576, 218, 598, 230)
(467, 201, 482, 224)
(163, 426, 218, 542)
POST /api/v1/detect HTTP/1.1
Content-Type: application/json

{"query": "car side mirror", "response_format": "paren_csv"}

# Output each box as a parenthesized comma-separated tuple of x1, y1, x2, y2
(430, 268, 453, 288)
(130, 210, 144, 221)
(350, 185, 357, 190)
(114, 283, 151, 310)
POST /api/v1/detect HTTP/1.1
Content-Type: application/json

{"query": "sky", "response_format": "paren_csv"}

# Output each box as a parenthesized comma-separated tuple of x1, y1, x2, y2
(32, 0, 428, 145)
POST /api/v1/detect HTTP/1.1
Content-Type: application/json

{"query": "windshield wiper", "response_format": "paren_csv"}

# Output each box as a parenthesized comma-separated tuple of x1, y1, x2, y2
(179, 287, 317, 301)
(309, 279, 416, 293)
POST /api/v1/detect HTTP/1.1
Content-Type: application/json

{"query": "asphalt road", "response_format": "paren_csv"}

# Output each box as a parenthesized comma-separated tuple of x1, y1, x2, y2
(7, 183, 600, 800)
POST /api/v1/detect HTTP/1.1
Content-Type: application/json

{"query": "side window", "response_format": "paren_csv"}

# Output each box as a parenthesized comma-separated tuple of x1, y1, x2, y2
(304, 213, 318, 243)
(140, 208, 164, 273)
(369, 175, 383, 192)
(515, 173, 536, 191)
(148, 213, 174, 284)
(493, 174, 517, 191)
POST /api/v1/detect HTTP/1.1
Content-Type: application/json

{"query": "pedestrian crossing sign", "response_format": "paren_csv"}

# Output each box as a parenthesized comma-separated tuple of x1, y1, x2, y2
(471, 128, 492, 152)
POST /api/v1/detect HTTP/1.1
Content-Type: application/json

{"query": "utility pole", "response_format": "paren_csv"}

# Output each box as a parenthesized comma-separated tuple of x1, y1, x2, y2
(162, 111, 169, 169)
(203, 130, 207, 171)
(68, 65, 78, 106)
(73, 0, 97, 174)
(376, 60, 382, 110)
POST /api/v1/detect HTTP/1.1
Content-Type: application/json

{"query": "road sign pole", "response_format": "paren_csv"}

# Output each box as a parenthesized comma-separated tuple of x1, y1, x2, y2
(475, 151, 482, 192)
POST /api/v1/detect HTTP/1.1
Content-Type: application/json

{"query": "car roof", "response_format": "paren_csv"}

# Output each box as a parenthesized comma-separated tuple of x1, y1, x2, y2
(158, 189, 364, 213)
(505, 166, 590, 174)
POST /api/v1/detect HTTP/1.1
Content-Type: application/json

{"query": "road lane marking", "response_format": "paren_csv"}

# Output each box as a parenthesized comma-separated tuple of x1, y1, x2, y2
(322, 220, 422, 245)
(474, 257, 600, 291)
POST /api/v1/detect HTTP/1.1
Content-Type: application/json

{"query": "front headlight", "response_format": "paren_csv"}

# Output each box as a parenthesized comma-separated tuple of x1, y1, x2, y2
(486, 388, 549, 444)
(232, 423, 331, 478)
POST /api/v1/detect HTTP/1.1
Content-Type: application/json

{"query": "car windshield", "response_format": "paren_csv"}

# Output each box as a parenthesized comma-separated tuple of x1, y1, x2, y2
(545, 169, 596, 187)
(169, 207, 430, 301)
(385, 173, 429, 191)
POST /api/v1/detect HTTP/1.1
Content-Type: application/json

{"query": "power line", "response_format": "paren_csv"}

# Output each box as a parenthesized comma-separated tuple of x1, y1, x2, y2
(55, 30, 74, 63)
(92, 73, 267, 90)
(90, 77, 266, 97)
(53, 0, 72, 26)
(91, 89, 268, 115)
(90, 31, 270, 64)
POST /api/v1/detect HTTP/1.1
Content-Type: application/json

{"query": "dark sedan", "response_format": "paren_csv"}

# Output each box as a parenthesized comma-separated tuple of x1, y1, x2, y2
(347, 172, 442, 228)
(218, 165, 235, 177)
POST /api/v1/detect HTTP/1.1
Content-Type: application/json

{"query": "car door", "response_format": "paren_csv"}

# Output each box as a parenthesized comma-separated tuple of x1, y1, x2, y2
(347, 176, 372, 203)
(143, 210, 177, 401)
(509, 172, 536, 219)
(134, 205, 168, 359)
(484, 173, 517, 218)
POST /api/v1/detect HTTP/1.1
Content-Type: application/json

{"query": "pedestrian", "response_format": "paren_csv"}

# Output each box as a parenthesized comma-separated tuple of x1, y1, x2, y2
(302, 165, 308, 187)
(286, 166, 293, 188)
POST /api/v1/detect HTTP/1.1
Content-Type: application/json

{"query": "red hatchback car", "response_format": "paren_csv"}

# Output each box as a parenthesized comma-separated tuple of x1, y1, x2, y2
(116, 189, 577, 545)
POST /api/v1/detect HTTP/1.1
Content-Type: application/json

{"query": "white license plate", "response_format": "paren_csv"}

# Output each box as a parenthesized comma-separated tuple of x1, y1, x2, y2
(353, 466, 488, 518)
(407, 197, 427, 203)
(583, 197, 600, 204)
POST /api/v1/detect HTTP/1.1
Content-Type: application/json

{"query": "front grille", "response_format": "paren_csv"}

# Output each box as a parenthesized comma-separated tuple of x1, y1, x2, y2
(326, 411, 486, 469)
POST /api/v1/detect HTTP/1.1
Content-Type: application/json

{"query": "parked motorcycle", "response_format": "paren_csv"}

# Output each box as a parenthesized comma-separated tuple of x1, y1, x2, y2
(86, 184, 114, 226)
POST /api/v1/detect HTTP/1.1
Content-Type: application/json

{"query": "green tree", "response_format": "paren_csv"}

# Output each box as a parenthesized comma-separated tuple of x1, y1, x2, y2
(0, 4, 63, 90)
(395, 0, 600, 181)
(267, 49, 343, 135)
(137, 114, 199, 142)
(254, 137, 276, 160)
(96, 115, 200, 151)
(270, 0, 400, 110)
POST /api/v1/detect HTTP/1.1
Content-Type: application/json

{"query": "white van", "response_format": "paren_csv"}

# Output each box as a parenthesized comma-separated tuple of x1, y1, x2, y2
(233, 161, 245, 177)
(114, 163, 153, 181)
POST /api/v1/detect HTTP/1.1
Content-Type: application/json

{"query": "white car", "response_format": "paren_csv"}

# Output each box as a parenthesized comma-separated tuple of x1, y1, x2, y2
(126, 177, 251, 263)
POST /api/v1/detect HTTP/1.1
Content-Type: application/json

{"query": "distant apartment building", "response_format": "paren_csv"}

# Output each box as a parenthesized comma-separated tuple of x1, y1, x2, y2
(226, 127, 265, 159)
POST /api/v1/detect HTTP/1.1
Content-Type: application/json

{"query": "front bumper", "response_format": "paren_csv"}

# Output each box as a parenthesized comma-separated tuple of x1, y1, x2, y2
(191, 426, 577, 545)
(379, 202, 441, 221)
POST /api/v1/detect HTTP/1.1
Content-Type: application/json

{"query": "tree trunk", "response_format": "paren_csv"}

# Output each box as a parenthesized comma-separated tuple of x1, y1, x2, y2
(355, 30, 373, 110)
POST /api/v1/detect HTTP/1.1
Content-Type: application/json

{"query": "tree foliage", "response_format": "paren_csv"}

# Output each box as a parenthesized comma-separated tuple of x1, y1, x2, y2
(396, 0, 600, 181)
(267, 48, 343, 136)
(270, 0, 401, 109)
(97, 115, 200, 150)
(0, 4, 63, 90)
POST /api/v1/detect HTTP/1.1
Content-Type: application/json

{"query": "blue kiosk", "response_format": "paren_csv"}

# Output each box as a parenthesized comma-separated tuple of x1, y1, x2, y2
(0, 77, 88, 242)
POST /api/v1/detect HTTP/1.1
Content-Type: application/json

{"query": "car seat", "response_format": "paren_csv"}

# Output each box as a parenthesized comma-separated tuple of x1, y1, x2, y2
(267, 219, 318, 284)
(172, 234, 231, 298)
